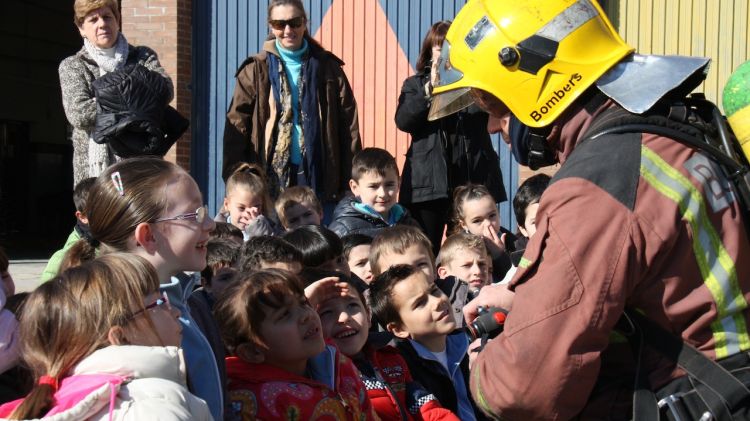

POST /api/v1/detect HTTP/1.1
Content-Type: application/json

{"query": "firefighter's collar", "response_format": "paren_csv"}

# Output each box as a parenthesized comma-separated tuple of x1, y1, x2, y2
(596, 54, 710, 114)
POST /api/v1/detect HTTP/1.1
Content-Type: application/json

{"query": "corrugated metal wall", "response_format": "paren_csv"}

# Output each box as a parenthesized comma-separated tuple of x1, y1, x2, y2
(601, 0, 750, 109)
(193, 0, 519, 227)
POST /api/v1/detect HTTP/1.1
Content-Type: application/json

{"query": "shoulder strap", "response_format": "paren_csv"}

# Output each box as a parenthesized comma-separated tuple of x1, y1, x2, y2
(618, 309, 750, 421)
(583, 98, 750, 235)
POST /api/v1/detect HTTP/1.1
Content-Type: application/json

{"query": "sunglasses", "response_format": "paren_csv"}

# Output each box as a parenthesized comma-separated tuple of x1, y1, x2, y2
(269, 16, 306, 30)
(129, 292, 171, 320)
(152, 205, 208, 224)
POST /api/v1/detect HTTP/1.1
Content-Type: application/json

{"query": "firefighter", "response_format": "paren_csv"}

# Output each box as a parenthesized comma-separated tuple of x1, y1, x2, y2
(430, 0, 750, 419)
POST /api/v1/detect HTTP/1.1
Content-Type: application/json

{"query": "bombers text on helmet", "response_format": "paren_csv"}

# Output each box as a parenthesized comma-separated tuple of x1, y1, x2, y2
(430, 0, 634, 127)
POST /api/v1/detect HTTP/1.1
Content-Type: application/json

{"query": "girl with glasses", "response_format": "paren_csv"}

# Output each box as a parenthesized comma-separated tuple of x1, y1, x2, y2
(59, 157, 226, 420)
(0, 253, 211, 420)
(223, 0, 361, 224)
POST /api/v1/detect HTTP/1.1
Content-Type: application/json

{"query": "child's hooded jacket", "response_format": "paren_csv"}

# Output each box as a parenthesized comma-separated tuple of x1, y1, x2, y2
(0, 346, 211, 421)
(355, 344, 460, 421)
(225, 344, 377, 421)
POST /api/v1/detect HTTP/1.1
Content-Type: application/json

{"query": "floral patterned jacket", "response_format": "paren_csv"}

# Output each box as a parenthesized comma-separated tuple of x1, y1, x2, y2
(225, 345, 378, 421)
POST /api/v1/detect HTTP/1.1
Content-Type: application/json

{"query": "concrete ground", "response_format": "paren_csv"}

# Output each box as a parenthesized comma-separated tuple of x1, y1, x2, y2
(9, 260, 47, 293)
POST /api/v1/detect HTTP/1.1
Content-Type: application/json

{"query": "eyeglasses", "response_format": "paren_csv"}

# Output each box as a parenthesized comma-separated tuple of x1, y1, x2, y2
(152, 205, 208, 224)
(128, 292, 171, 320)
(269, 16, 306, 30)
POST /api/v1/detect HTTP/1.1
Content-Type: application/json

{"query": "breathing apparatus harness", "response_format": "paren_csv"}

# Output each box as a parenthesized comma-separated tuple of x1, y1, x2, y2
(587, 95, 750, 228)
(581, 95, 750, 421)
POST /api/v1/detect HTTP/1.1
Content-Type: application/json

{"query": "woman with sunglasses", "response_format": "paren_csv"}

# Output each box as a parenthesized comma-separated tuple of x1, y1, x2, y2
(59, 157, 226, 420)
(223, 0, 361, 221)
(0, 253, 212, 420)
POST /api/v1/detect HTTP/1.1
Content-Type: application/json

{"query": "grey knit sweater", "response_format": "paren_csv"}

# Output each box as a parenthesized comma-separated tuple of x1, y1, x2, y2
(58, 45, 174, 186)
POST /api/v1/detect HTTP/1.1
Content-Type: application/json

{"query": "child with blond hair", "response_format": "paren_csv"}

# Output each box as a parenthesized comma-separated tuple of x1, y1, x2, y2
(275, 185, 324, 230)
(219, 162, 280, 241)
(436, 232, 490, 292)
(0, 254, 210, 420)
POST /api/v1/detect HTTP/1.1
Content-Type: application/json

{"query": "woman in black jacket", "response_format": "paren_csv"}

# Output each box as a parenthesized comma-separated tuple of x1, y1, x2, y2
(395, 21, 507, 254)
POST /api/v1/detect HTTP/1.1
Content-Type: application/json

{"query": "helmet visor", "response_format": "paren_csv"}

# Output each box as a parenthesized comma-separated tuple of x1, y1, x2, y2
(428, 87, 472, 121)
(428, 40, 472, 121)
(433, 40, 464, 89)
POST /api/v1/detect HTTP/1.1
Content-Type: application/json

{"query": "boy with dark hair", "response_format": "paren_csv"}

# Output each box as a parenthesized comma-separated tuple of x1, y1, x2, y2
(193, 238, 240, 310)
(369, 264, 485, 421)
(40, 177, 97, 282)
(283, 225, 350, 275)
(275, 186, 324, 230)
(510, 173, 550, 266)
(370, 225, 470, 327)
(341, 233, 373, 284)
(236, 235, 302, 274)
(329, 148, 419, 237)
(211, 221, 244, 245)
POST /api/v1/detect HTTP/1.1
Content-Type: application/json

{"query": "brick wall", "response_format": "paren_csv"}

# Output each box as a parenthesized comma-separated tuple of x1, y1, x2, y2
(120, 0, 192, 170)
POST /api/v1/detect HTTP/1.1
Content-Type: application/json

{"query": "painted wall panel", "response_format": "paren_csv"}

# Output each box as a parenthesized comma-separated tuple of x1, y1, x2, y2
(193, 0, 519, 227)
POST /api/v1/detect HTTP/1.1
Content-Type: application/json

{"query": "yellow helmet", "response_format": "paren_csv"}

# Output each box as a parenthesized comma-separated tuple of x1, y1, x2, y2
(430, 0, 634, 127)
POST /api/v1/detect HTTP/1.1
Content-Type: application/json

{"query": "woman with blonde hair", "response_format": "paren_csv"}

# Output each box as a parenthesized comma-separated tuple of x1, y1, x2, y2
(59, 0, 173, 185)
(0, 253, 211, 420)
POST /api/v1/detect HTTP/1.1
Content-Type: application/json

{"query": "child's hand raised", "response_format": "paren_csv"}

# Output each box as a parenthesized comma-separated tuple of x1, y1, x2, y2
(305, 277, 350, 309)
(483, 225, 507, 259)
(238, 207, 262, 227)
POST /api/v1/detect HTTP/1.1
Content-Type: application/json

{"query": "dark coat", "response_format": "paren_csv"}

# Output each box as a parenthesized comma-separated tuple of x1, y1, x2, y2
(395, 335, 490, 421)
(223, 39, 361, 202)
(92, 64, 188, 157)
(395, 72, 507, 204)
(328, 196, 421, 238)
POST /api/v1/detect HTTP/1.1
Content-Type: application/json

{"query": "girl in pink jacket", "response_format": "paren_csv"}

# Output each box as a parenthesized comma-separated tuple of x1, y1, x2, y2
(0, 253, 211, 420)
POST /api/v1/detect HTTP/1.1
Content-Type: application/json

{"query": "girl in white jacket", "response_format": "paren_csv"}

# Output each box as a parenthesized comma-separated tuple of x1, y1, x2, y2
(0, 253, 212, 420)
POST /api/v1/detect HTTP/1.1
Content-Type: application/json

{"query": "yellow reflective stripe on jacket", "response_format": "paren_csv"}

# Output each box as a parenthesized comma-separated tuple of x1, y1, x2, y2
(471, 365, 494, 417)
(518, 257, 531, 269)
(640, 145, 750, 358)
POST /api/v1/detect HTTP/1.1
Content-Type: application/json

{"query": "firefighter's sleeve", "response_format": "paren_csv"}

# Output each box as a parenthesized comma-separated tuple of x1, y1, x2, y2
(470, 179, 643, 420)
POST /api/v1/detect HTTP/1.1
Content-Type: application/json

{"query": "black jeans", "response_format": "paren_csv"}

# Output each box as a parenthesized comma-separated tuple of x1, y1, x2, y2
(404, 198, 451, 256)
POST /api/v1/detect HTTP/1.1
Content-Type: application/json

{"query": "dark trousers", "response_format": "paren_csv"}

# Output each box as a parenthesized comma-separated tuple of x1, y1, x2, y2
(405, 198, 451, 256)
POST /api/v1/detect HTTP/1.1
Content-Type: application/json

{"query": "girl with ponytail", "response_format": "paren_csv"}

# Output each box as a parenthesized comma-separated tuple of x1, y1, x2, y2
(0, 253, 211, 420)
(217, 162, 280, 241)
(59, 156, 226, 420)
(451, 184, 517, 282)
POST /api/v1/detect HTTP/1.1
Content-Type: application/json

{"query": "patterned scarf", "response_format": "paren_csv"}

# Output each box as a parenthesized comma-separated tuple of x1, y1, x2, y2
(268, 55, 296, 194)
(83, 32, 129, 74)
(267, 47, 322, 197)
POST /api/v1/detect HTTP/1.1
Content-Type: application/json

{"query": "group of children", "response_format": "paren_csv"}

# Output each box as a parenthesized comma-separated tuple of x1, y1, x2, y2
(0, 147, 550, 420)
